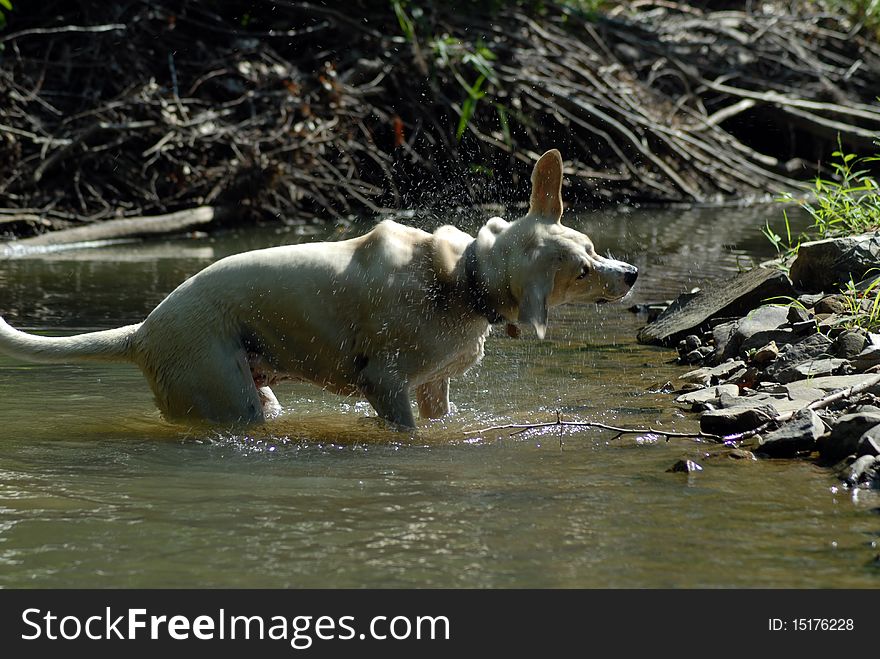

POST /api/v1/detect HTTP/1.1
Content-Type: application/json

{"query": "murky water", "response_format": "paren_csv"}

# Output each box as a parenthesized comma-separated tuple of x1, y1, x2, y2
(1, 207, 878, 588)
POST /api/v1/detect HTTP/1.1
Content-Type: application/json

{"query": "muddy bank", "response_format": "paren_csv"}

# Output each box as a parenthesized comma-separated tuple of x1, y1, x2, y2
(637, 233, 880, 488)
(1, 1, 879, 239)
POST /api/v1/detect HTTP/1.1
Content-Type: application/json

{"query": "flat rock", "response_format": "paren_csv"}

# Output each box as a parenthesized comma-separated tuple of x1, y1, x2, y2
(728, 448, 757, 460)
(773, 357, 849, 384)
(857, 427, 880, 457)
(765, 333, 833, 379)
(851, 345, 880, 370)
(789, 233, 880, 292)
(783, 373, 880, 395)
(637, 268, 795, 346)
(679, 360, 746, 386)
(700, 403, 776, 436)
(756, 408, 824, 458)
(674, 384, 740, 406)
(818, 410, 880, 462)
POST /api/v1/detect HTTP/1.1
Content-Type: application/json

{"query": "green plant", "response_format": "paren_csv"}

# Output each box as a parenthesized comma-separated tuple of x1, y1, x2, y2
(0, 0, 12, 30)
(840, 269, 880, 331)
(767, 139, 880, 261)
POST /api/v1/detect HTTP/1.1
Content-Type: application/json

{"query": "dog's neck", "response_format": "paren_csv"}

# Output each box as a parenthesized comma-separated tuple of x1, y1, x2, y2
(463, 240, 506, 325)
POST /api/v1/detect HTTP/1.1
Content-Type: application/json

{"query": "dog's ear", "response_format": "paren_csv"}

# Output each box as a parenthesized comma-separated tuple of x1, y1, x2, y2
(528, 149, 563, 223)
(517, 276, 553, 339)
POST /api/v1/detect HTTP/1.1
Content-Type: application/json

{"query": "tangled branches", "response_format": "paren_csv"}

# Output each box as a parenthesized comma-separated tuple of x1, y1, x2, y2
(0, 1, 878, 237)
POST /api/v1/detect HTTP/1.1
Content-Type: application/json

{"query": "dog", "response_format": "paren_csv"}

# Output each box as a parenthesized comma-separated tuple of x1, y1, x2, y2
(0, 149, 637, 428)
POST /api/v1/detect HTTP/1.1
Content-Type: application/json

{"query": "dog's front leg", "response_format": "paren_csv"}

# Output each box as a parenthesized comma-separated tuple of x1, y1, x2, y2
(415, 378, 450, 419)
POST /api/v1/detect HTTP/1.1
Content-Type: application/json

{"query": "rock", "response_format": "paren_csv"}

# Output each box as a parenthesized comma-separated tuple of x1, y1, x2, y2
(782, 373, 880, 396)
(851, 345, 880, 370)
(751, 341, 779, 365)
(718, 366, 748, 386)
(841, 455, 880, 487)
(717, 305, 791, 361)
(814, 295, 847, 315)
(738, 329, 793, 357)
(818, 410, 880, 462)
(679, 360, 746, 386)
(764, 333, 833, 379)
(788, 233, 880, 292)
(675, 384, 740, 406)
(857, 427, 880, 457)
(773, 357, 849, 384)
(834, 330, 868, 359)
(787, 305, 812, 325)
(700, 403, 776, 436)
(728, 448, 757, 460)
(710, 320, 738, 362)
(755, 408, 825, 458)
(683, 334, 702, 351)
(797, 293, 826, 307)
(684, 348, 705, 364)
(637, 267, 795, 346)
(667, 459, 703, 473)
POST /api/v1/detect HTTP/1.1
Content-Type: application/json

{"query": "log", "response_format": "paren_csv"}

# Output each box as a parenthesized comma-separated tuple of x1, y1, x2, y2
(1, 206, 227, 255)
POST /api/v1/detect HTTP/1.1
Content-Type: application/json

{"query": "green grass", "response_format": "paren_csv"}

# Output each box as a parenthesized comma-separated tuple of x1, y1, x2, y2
(765, 140, 880, 263)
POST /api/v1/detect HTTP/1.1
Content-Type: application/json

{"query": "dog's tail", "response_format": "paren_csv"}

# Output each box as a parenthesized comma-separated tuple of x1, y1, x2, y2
(0, 316, 140, 364)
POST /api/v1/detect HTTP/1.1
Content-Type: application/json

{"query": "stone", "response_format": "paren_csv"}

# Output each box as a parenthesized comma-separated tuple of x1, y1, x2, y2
(675, 384, 740, 406)
(737, 329, 794, 359)
(684, 349, 704, 364)
(679, 360, 746, 386)
(818, 410, 880, 462)
(788, 233, 880, 293)
(700, 403, 776, 436)
(728, 448, 757, 460)
(637, 267, 795, 346)
(851, 345, 880, 371)
(755, 408, 825, 458)
(814, 295, 847, 315)
(773, 358, 849, 384)
(717, 305, 791, 361)
(797, 293, 826, 307)
(782, 373, 880, 396)
(667, 459, 703, 473)
(787, 305, 812, 324)
(683, 334, 702, 351)
(710, 320, 738, 362)
(751, 341, 779, 365)
(834, 330, 868, 359)
(841, 455, 880, 487)
(764, 333, 833, 379)
(857, 426, 880, 457)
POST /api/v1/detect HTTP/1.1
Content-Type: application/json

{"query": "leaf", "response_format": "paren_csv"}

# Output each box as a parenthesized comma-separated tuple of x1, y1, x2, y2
(0, 0, 11, 11)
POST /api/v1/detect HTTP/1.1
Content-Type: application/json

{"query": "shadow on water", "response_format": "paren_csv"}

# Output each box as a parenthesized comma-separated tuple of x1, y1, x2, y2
(2, 205, 880, 588)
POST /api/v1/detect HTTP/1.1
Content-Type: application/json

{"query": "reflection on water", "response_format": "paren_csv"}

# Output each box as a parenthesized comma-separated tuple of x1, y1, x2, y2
(1, 206, 878, 588)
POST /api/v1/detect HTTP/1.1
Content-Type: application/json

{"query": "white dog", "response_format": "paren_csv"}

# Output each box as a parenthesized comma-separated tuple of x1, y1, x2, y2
(0, 150, 637, 428)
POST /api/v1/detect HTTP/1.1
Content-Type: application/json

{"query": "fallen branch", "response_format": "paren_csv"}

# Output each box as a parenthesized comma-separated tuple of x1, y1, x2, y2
(0, 206, 230, 255)
(464, 410, 725, 442)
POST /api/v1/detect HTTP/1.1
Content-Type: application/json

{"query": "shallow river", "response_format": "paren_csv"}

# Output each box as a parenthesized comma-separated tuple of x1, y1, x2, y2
(1, 206, 878, 588)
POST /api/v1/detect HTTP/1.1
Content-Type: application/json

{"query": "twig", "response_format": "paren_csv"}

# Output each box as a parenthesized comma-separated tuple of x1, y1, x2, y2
(464, 410, 724, 442)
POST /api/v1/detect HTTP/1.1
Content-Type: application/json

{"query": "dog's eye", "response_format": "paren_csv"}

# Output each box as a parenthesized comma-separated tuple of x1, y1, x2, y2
(576, 265, 590, 280)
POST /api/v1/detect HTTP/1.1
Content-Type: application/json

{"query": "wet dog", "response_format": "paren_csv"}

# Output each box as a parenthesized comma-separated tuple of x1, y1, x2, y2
(0, 149, 637, 428)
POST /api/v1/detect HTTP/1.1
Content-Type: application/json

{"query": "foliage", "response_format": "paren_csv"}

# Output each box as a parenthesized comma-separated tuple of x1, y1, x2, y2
(765, 139, 880, 263)
(840, 270, 880, 331)
(0, 0, 12, 30)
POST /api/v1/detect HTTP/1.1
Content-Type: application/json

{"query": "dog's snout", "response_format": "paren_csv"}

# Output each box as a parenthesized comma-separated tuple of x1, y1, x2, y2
(624, 267, 638, 287)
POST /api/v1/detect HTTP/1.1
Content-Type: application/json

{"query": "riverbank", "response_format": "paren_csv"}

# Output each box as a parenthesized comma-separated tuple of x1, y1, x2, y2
(636, 231, 880, 488)
(2, 1, 880, 239)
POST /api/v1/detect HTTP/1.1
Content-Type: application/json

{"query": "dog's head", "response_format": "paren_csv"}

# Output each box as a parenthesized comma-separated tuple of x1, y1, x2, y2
(477, 149, 638, 338)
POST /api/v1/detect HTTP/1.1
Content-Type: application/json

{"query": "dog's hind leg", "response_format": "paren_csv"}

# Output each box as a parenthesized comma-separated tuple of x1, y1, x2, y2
(142, 342, 266, 425)
(415, 378, 450, 419)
